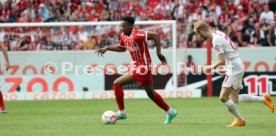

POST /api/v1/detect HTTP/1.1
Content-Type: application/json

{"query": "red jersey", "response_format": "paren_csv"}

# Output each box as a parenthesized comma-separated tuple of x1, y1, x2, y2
(119, 29, 151, 67)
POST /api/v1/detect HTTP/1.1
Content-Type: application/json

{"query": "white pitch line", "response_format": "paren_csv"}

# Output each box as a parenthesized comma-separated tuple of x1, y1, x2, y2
(1, 114, 274, 119)
(124, 114, 275, 117)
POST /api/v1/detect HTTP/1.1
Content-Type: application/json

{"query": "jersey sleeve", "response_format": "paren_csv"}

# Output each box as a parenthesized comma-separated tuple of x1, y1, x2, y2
(119, 34, 125, 46)
(213, 39, 224, 55)
(135, 31, 147, 42)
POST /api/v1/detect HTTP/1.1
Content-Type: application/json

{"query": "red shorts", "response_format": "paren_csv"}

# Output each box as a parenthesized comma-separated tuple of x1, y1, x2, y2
(131, 66, 153, 86)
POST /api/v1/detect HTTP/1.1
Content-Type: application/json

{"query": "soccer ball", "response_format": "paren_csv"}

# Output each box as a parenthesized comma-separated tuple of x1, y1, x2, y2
(101, 110, 117, 124)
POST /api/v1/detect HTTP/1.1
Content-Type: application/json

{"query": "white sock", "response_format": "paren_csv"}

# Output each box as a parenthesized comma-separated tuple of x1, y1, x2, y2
(166, 108, 174, 115)
(118, 110, 125, 114)
(224, 99, 244, 120)
(238, 94, 264, 103)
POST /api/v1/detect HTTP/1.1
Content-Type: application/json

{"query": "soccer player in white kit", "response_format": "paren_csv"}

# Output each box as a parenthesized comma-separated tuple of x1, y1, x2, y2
(193, 21, 274, 127)
(0, 29, 10, 113)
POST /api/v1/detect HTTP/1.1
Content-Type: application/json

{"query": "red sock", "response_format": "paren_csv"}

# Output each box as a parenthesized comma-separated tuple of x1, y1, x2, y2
(113, 84, 124, 110)
(150, 92, 170, 111)
(0, 91, 6, 110)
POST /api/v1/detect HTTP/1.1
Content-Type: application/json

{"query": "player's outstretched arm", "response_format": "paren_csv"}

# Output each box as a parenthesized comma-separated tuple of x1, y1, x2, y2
(201, 53, 226, 72)
(0, 42, 10, 71)
(95, 45, 126, 57)
(147, 31, 167, 64)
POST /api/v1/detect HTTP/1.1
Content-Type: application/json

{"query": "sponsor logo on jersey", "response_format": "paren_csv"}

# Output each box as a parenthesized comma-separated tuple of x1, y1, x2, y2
(137, 34, 145, 36)
(214, 45, 221, 53)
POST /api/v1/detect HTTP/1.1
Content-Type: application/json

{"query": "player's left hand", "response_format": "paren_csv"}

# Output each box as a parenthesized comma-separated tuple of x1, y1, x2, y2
(200, 65, 212, 73)
(157, 53, 167, 65)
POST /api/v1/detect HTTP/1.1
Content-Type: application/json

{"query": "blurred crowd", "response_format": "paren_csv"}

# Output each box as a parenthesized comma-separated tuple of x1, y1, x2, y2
(187, 0, 276, 48)
(0, 0, 275, 51)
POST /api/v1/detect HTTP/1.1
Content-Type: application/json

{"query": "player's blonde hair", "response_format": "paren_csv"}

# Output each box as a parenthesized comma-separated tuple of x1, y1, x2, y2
(193, 21, 210, 33)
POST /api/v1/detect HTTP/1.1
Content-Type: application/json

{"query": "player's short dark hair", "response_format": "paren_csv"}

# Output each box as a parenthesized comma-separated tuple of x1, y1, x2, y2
(122, 16, 135, 25)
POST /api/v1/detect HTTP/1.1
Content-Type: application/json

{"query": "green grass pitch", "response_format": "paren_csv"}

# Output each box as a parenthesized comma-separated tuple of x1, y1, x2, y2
(1, 97, 275, 136)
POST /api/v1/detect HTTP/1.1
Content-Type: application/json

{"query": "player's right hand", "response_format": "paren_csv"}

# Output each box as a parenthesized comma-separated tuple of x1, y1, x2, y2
(157, 53, 167, 65)
(95, 47, 108, 57)
(5, 62, 10, 71)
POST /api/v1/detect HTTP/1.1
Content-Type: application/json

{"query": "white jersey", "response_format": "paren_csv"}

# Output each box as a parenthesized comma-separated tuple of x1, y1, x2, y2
(212, 30, 244, 75)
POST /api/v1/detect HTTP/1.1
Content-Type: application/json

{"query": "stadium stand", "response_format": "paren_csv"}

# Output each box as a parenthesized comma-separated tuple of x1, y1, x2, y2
(0, 0, 275, 51)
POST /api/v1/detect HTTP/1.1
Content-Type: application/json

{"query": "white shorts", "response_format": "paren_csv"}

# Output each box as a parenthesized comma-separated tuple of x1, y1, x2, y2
(222, 71, 244, 89)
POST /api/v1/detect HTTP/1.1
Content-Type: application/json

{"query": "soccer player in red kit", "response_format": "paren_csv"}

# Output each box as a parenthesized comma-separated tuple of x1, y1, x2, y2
(0, 35, 10, 114)
(96, 17, 177, 124)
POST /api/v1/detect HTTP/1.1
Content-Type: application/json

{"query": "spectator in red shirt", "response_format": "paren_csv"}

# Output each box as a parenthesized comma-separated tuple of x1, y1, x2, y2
(148, 0, 161, 9)
(186, 55, 195, 67)
(133, 1, 142, 16)
(185, 0, 197, 14)
(33, 11, 43, 22)
(236, 5, 248, 26)
(32, 35, 43, 51)
(219, 8, 231, 30)
(154, 0, 171, 17)
(237, 0, 250, 13)
(152, 8, 164, 20)
(1, 2, 11, 22)
(32, 0, 40, 10)
(141, 2, 154, 19)
(16, 0, 28, 13)
(247, 6, 259, 22)
(16, 35, 31, 51)
(178, 54, 196, 86)
(227, 0, 235, 15)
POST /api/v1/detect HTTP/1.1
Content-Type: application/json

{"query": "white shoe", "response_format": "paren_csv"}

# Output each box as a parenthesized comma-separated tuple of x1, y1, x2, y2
(0, 109, 7, 114)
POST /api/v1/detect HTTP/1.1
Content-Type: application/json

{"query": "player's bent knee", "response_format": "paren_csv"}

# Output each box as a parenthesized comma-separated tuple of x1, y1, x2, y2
(146, 90, 155, 98)
(232, 99, 239, 103)
(219, 96, 228, 103)
(147, 93, 154, 98)
(113, 80, 121, 86)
